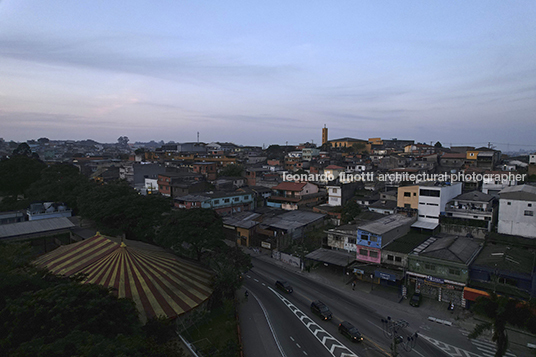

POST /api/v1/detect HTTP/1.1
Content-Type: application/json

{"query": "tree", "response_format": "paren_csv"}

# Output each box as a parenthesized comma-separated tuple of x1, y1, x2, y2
(341, 199, 362, 224)
(37, 137, 50, 145)
(0, 156, 46, 196)
(117, 136, 130, 146)
(218, 164, 244, 177)
(469, 293, 536, 357)
(12, 142, 32, 156)
(156, 209, 225, 261)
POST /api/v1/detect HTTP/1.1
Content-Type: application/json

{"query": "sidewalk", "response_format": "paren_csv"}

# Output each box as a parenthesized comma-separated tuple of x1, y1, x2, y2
(244, 247, 536, 356)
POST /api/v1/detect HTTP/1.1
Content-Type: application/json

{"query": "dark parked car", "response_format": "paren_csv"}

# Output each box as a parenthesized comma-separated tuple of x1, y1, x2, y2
(275, 280, 293, 293)
(310, 300, 332, 320)
(410, 292, 422, 307)
(338, 321, 363, 342)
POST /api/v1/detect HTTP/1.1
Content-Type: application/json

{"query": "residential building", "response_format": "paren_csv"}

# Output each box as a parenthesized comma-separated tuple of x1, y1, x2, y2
(443, 191, 496, 233)
(326, 182, 359, 206)
(302, 148, 320, 161)
(0, 210, 27, 225)
(356, 214, 416, 264)
(397, 185, 419, 211)
(222, 211, 261, 247)
(192, 162, 217, 180)
(326, 224, 358, 252)
(481, 170, 519, 197)
(268, 181, 321, 210)
(498, 185, 536, 238)
(407, 236, 482, 307)
(174, 191, 254, 216)
(413, 182, 463, 231)
(27, 202, 72, 221)
(467, 244, 536, 303)
(322, 125, 328, 145)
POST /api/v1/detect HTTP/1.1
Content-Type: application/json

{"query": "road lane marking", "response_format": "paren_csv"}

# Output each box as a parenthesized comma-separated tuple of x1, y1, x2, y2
(249, 289, 287, 357)
(247, 275, 251, 278)
(290, 336, 295, 341)
(262, 283, 266, 286)
(297, 343, 301, 348)
(254, 279, 259, 282)
(268, 287, 358, 357)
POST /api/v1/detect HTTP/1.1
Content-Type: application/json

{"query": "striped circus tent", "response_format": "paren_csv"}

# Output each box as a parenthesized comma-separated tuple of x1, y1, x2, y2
(34, 233, 213, 323)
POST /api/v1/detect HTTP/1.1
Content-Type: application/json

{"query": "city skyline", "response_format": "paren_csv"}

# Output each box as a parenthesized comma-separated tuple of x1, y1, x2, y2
(1, 1, 535, 150)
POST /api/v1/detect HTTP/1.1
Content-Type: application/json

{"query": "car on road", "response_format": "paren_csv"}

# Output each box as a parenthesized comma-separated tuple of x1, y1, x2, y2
(310, 300, 332, 320)
(410, 292, 422, 307)
(338, 321, 363, 342)
(275, 280, 293, 293)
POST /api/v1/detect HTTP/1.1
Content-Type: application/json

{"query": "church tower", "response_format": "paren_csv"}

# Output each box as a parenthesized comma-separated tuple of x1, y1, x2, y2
(321, 124, 328, 145)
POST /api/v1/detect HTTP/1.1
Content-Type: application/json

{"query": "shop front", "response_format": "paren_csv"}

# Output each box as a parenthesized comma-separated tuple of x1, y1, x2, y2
(407, 272, 466, 308)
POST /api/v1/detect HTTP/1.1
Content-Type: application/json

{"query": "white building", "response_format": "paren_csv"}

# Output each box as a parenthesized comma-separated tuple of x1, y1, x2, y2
(414, 182, 463, 230)
(482, 171, 518, 197)
(530, 153, 536, 165)
(498, 185, 536, 238)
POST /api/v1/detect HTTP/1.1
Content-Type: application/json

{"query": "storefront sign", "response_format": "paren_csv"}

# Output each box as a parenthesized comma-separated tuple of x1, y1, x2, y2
(375, 270, 397, 282)
(261, 241, 271, 249)
(426, 276, 444, 284)
(353, 268, 364, 275)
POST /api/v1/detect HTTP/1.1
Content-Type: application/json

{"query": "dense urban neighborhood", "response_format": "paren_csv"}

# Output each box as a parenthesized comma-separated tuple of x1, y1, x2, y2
(1, 132, 536, 357)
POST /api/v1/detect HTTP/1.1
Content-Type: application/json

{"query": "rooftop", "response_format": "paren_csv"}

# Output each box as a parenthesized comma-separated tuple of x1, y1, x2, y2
(272, 181, 308, 191)
(412, 235, 482, 264)
(358, 214, 415, 235)
(383, 232, 432, 254)
(452, 190, 494, 203)
(499, 184, 536, 201)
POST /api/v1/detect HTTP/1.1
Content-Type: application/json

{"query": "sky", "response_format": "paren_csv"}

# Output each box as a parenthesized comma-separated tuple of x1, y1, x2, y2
(1, 1, 535, 151)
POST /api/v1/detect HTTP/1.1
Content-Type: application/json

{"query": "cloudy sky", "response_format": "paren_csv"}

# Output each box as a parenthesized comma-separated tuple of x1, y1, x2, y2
(1, 1, 535, 150)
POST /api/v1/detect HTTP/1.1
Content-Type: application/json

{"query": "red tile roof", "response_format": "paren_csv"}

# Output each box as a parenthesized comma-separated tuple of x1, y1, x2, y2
(272, 181, 307, 191)
(325, 165, 345, 170)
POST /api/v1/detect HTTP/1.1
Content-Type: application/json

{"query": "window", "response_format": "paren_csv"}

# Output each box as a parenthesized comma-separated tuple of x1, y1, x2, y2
(214, 200, 220, 204)
(507, 202, 511, 205)
(244, 195, 249, 199)
(370, 236, 378, 242)
(369, 251, 378, 258)
(413, 192, 417, 196)
(395, 256, 402, 263)
(404, 204, 411, 208)
(404, 192, 411, 197)
(359, 249, 368, 256)
(387, 255, 394, 261)
(234, 197, 239, 202)
(427, 203, 439, 206)
(420, 189, 440, 197)
(425, 263, 436, 271)
(348, 238, 356, 244)
(524, 210, 534, 216)
(333, 188, 338, 193)
(224, 199, 230, 203)
(529, 203, 533, 207)
(449, 268, 461, 276)
(360, 234, 369, 241)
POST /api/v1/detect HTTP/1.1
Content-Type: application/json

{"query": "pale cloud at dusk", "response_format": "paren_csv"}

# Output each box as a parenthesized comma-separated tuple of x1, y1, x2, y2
(0, 0, 535, 151)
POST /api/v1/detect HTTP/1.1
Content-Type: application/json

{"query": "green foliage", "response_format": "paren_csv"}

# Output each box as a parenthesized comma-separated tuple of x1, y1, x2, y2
(341, 199, 362, 224)
(0, 243, 179, 356)
(77, 181, 170, 241)
(25, 163, 91, 212)
(0, 156, 46, 196)
(469, 293, 536, 357)
(218, 164, 244, 177)
(156, 209, 225, 260)
(208, 245, 252, 303)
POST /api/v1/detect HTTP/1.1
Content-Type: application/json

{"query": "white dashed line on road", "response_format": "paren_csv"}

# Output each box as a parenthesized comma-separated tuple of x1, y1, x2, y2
(290, 336, 295, 342)
(254, 279, 259, 282)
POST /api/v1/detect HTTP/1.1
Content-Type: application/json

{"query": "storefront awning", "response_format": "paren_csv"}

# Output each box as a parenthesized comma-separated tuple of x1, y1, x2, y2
(463, 287, 490, 301)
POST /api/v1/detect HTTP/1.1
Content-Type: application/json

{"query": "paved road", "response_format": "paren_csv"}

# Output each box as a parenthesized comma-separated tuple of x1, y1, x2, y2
(239, 255, 521, 357)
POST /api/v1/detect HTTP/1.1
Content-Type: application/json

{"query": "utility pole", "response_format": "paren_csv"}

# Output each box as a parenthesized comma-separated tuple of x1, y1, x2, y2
(380, 316, 417, 356)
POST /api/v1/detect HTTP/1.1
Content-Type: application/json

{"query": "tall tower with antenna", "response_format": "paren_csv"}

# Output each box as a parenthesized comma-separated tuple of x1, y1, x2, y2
(322, 124, 328, 146)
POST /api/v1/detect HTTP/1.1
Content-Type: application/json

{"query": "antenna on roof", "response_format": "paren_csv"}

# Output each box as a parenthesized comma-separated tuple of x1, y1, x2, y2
(197, 132, 200, 143)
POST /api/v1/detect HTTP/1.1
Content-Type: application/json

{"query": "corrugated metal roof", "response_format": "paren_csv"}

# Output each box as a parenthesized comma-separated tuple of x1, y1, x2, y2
(33, 234, 213, 323)
(0, 217, 75, 239)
